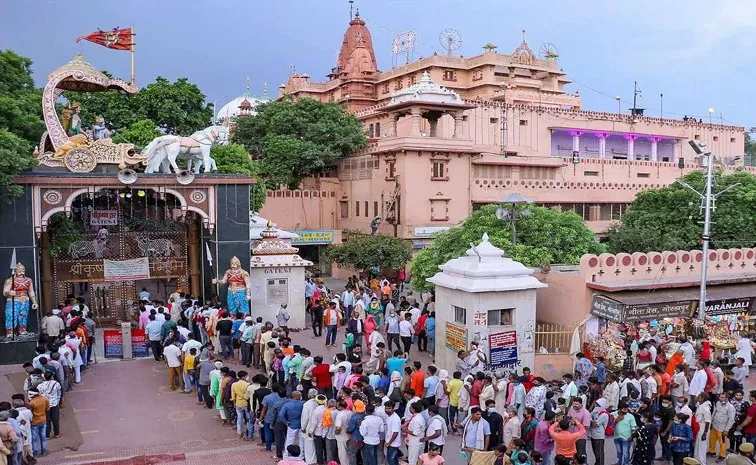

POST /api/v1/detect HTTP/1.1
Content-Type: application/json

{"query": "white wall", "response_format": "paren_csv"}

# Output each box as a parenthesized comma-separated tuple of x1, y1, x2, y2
(434, 287, 537, 375)
(249, 266, 307, 329)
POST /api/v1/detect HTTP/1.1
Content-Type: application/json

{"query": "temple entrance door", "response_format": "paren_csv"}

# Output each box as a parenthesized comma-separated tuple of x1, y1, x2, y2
(90, 283, 116, 321)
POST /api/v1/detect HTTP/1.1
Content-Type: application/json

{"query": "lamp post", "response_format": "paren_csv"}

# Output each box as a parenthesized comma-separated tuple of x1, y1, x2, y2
(678, 140, 741, 319)
(615, 96, 621, 114)
(708, 107, 714, 125)
(495, 193, 534, 246)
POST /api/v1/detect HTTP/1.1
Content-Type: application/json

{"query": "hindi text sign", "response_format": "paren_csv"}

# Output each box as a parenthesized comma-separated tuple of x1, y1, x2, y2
(445, 322, 468, 353)
(103, 257, 150, 281)
(489, 330, 519, 369)
(91, 210, 118, 226)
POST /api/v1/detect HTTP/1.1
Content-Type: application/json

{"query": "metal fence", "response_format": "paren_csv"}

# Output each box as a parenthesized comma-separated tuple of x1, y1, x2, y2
(535, 323, 580, 354)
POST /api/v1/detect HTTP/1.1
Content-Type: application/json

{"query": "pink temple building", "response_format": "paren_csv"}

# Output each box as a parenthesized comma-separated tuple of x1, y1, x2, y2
(260, 11, 748, 273)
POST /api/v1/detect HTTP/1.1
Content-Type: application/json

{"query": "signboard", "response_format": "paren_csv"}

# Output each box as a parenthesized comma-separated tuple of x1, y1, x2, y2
(414, 226, 450, 237)
(445, 322, 468, 352)
(131, 329, 149, 358)
(292, 230, 335, 245)
(703, 297, 753, 316)
(489, 330, 519, 369)
(91, 210, 118, 226)
(624, 301, 696, 322)
(590, 295, 624, 322)
(103, 257, 150, 281)
(103, 329, 123, 358)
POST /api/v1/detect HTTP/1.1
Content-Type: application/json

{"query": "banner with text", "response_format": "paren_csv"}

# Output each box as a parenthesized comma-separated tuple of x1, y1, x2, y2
(103, 329, 123, 358)
(445, 322, 468, 353)
(103, 257, 150, 281)
(91, 210, 118, 226)
(489, 330, 519, 369)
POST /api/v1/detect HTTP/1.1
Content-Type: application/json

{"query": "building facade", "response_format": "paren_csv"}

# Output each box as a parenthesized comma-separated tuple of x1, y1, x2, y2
(260, 11, 748, 255)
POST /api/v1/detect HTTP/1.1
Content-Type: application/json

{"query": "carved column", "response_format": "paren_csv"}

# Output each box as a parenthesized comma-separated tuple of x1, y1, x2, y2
(188, 219, 201, 297)
(569, 130, 583, 153)
(428, 117, 439, 137)
(649, 136, 662, 162)
(410, 108, 422, 137)
(453, 112, 464, 138)
(596, 133, 608, 159)
(389, 113, 398, 137)
(40, 232, 53, 311)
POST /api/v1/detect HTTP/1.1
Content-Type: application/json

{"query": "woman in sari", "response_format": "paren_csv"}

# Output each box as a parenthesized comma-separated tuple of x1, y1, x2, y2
(366, 296, 384, 327)
(666, 349, 684, 377)
(364, 314, 377, 347)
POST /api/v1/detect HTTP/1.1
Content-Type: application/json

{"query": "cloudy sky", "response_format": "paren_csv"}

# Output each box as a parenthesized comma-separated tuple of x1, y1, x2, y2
(2, 0, 753, 126)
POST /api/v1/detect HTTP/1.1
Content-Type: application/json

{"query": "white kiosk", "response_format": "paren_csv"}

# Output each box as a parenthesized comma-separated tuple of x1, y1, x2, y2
(249, 222, 312, 329)
(429, 233, 546, 375)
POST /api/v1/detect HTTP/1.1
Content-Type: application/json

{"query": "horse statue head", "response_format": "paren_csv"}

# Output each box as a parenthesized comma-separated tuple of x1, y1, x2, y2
(205, 125, 229, 146)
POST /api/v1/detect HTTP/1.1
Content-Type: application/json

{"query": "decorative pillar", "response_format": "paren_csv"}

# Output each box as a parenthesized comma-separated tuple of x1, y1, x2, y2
(453, 112, 464, 138)
(649, 136, 662, 162)
(625, 134, 638, 159)
(40, 232, 53, 311)
(569, 130, 583, 152)
(410, 108, 422, 136)
(595, 132, 608, 159)
(188, 219, 201, 297)
(389, 113, 398, 137)
(672, 138, 679, 162)
(428, 117, 439, 137)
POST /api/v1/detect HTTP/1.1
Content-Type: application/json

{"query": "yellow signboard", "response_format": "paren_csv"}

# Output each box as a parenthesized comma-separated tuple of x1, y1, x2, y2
(445, 322, 468, 352)
(292, 230, 335, 245)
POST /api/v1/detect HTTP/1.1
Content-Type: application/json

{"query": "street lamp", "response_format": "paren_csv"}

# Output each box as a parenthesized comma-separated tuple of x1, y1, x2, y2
(708, 107, 714, 125)
(495, 193, 534, 246)
(615, 96, 621, 114)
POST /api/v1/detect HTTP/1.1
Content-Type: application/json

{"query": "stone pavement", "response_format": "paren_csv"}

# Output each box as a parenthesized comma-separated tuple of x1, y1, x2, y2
(12, 318, 752, 465)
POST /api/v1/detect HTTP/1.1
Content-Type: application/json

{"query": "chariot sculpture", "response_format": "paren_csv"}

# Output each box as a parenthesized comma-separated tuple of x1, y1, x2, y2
(35, 54, 148, 173)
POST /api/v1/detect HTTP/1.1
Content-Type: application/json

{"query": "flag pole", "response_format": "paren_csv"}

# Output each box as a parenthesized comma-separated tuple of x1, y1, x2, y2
(130, 25, 135, 85)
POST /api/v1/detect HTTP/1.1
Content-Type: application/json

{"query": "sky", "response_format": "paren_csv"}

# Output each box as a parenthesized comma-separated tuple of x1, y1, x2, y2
(2, 0, 755, 127)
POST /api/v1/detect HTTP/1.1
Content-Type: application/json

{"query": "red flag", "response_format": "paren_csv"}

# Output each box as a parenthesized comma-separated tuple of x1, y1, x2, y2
(76, 27, 133, 51)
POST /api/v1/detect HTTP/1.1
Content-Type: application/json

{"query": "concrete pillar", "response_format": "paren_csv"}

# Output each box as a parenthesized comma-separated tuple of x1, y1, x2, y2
(40, 232, 53, 311)
(625, 134, 637, 159)
(570, 130, 583, 152)
(188, 219, 201, 296)
(389, 113, 398, 137)
(596, 133, 608, 159)
(649, 136, 662, 162)
(428, 117, 439, 137)
(453, 112, 464, 138)
(410, 108, 422, 136)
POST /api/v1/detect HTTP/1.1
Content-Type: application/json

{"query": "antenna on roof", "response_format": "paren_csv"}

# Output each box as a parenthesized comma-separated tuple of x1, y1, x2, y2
(349, 0, 355, 20)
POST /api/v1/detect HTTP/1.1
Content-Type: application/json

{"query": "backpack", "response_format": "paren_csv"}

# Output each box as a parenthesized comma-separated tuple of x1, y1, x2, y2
(626, 382, 639, 400)
(602, 410, 615, 436)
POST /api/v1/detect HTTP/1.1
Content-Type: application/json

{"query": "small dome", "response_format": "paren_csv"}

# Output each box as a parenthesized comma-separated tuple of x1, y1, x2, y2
(239, 98, 252, 109)
(217, 93, 268, 122)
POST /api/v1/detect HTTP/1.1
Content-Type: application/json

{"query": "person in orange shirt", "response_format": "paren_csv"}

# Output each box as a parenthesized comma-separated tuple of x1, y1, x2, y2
(548, 418, 585, 458)
(410, 361, 425, 398)
(73, 320, 90, 366)
(654, 365, 670, 396)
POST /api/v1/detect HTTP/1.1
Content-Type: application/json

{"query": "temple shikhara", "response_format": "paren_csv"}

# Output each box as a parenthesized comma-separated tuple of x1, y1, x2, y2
(261, 10, 747, 273)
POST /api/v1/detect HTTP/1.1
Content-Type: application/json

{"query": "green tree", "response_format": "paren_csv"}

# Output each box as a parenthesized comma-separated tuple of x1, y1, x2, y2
(326, 233, 412, 272)
(66, 76, 212, 135)
(603, 170, 756, 253)
(746, 133, 756, 166)
(0, 50, 42, 200)
(112, 119, 161, 149)
(210, 143, 266, 211)
(410, 204, 605, 291)
(232, 97, 367, 188)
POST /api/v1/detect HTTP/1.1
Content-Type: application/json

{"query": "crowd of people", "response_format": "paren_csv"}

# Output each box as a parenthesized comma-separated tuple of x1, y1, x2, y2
(0, 296, 94, 463)
(6, 278, 756, 465)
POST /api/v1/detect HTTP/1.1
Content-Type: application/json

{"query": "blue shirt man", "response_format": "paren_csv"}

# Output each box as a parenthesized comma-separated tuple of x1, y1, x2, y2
(145, 319, 162, 341)
(278, 399, 305, 430)
(305, 281, 316, 298)
(385, 315, 400, 334)
(262, 392, 282, 424)
(386, 356, 406, 377)
(424, 374, 439, 400)
(347, 411, 366, 441)
(232, 319, 244, 340)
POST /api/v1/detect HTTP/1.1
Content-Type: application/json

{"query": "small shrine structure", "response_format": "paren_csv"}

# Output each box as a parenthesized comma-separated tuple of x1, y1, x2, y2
(429, 233, 546, 374)
(249, 222, 312, 329)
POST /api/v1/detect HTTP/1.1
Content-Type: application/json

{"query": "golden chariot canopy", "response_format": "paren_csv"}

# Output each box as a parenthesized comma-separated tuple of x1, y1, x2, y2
(36, 54, 147, 173)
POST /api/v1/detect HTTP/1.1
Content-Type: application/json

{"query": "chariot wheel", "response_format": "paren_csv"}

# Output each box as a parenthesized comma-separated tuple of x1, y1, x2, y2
(64, 147, 97, 172)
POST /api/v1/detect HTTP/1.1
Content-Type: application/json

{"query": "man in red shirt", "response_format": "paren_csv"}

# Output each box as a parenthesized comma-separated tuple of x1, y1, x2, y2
(739, 390, 756, 444)
(522, 367, 535, 392)
(470, 372, 484, 406)
(310, 355, 333, 400)
(703, 359, 717, 395)
(410, 361, 425, 398)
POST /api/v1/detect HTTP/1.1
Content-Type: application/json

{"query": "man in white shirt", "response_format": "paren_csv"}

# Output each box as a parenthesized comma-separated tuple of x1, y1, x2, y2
(307, 395, 327, 465)
(670, 364, 689, 399)
(406, 402, 427, 465)
(163, 342, 184, 391)
(408, 303, 421, 325)
(679, 336, 695, 367)
(694, 393, 712, 464)
(398, 314, 414, 355)
(359, 404, 385, 465)
(689, 360, 708, 403)
(334, 399, 353, 465)
(384, 402, 402, 465)
(300, 389, 319, 464)
(425, 405, 447, 452)
(181, 334, 202, 354)
(44, 309, 65, 346)
(642, 370, 657, 399)
(11, 396, 32, 459)
(403, 390, 421, 422)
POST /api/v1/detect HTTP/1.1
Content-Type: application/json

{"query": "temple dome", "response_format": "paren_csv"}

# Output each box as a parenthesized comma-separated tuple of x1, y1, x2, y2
(217, 83, 268, 122)
(336, 10, 377, 75)
(389, 71, 463, 105)
(344, 42, 376, 78)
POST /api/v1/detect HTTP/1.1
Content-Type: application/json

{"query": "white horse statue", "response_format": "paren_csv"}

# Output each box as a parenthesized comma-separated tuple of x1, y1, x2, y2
(142, 125, 229, 174)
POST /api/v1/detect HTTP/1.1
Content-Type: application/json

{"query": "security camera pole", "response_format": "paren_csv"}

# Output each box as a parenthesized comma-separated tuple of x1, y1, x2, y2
(679, 141, 740, 319)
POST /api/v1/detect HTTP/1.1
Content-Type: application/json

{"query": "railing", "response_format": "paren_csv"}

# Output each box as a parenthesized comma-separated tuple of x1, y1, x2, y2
(535, 323, 580, 354)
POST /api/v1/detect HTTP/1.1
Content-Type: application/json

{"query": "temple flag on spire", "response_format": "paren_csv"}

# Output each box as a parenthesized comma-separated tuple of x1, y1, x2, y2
(76, 27, 133, 51)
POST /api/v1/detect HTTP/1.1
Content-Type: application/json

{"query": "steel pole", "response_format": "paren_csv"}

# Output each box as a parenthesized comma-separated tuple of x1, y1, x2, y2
(698, 152, 714, 319)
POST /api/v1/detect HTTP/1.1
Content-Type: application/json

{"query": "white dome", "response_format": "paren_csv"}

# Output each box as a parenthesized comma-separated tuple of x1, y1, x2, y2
(217, 95, 267, 122)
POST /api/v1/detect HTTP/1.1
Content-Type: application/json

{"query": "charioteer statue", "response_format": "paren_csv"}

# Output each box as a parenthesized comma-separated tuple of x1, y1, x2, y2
(3, 262, 38, 337)
(212, 256, 250, 315)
